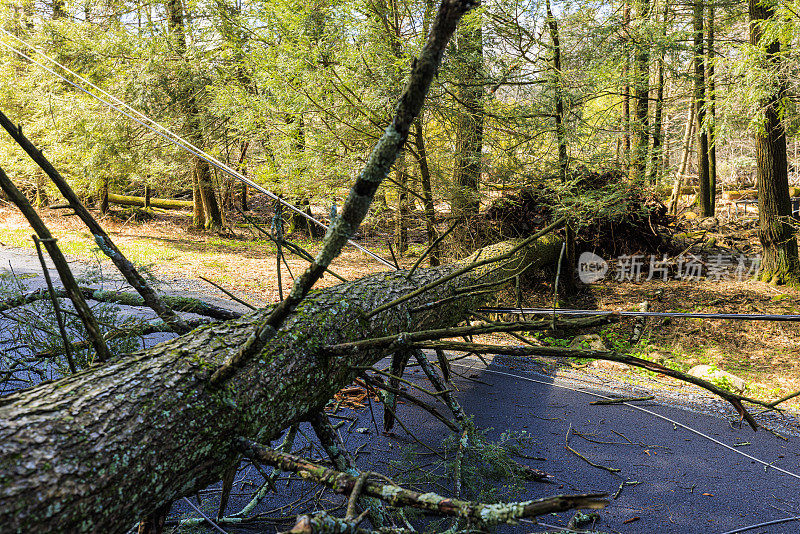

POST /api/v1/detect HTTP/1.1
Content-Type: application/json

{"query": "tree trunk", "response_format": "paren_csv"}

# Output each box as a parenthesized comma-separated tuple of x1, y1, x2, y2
(451, 11, 484, 248)
(414, 116, 439, 266)
(694, 0, 712, 216)
(395, 151, 409, 256)
(707, 2, 717, 198)
(649, 0, 668, 184)
(192, 166, 206, 228)
(0, 234, 563, 533)
(751, 0, 798, 284)
(668, 97, 695, 214)
(195, 153, 224, 231)
(545, 0, 574, 289)
(621, 0, 631, 169)
(546, 0, 568, 184)
(167, 0, 224, 231)
(239, 140, 250, 212)
(630, 0, 650, 183)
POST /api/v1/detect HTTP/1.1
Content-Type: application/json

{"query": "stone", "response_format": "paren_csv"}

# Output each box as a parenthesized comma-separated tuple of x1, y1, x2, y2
(698, 217, 718, 230)
(590, 360, 630, 372)
(569, 333, 607, 352)
(688, 364, 747, 394)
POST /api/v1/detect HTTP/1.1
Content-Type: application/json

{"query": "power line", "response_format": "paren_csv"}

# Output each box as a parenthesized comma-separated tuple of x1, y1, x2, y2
(452, 361, 800, 482)
(479, 307, 800, 322)
(0, 28, 395, 269)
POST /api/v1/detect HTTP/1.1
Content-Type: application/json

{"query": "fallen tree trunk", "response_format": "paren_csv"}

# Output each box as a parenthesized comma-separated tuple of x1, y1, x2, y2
(0, 233, 562, 533)
(106, 192, 194, 210)
(0, 287, 242, 320)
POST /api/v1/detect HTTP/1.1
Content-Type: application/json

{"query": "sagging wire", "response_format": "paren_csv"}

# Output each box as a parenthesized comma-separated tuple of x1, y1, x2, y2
(450, 362, 800, 483)
(719, 515, 800, 534)
(181, 497, 229, 534)
(479, 307, 800, 322)
(453, 361, 800, 533)
(0, 28, 395, 269)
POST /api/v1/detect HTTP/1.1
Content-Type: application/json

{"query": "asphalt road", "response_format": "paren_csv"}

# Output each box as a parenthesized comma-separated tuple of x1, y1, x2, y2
(165, 353, 800, 534)
(2, 244, 799, 533)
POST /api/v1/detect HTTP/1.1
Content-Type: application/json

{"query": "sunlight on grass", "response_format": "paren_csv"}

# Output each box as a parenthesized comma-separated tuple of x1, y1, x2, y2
(0, 226, 94, 256)
(0, 225, 270, 271)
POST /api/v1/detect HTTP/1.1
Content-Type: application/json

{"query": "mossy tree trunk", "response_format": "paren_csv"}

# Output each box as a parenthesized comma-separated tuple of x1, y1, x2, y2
(0, 234, 562, 533)
(751, 0, 798, 285)
(395, 151, 410, 256)
(414, 115, 440, 266)
(450, 10, 484, 248)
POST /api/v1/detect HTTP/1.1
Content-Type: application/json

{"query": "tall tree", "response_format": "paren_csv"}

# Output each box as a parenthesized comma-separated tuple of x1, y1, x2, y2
(629, 0, 650, 183)
(693, 0, 712, 216)
(707, 1, 717, 198)
(450, 10, 484, 248)
(545, 0, 568, 183)
(649, 0, 668, 184)
(621, 0, 631, 169)
(167, 0, 224, 231)
(545, 0, 575, 287)
(750, 0, 798, 284)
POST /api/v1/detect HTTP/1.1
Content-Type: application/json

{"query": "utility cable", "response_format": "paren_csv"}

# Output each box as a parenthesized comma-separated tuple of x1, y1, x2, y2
(479, 307, 800, 322)
(451, 362, 800, 482)
(0, 28, 395, 268)
(719, 515, 800, 534)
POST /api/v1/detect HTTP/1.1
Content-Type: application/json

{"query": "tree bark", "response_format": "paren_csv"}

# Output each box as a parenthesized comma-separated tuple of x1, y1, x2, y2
(451, 10, 484, 248)
(192, 166, 205, 228)
(0, 234, 562, 533)
(621, 0, 631, 169)
(106, 193, 194, 210)
(694, 0, 712, 216)
(545, 0, 575, 289)
(751, 0, 799, 284)
(707, 2, 717, 198)
(649, 0, 668, 184)
(395, 151, 409, 256)
(546, 0, 567, 184)
(414, 116, 440, 266)
(668, 97, 695, 215)
(630, 0, 650, 183)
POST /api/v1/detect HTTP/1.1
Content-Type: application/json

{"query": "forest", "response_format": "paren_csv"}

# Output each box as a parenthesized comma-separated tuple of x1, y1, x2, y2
(2, 0, 800, 532)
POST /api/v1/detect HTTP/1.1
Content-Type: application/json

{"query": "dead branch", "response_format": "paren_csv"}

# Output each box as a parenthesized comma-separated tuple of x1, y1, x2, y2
(406, 340, 764, 431)
(236, 438, 608, 524)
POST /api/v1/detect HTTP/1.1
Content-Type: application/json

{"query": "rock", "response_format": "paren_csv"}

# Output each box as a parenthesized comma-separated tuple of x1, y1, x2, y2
(650, 351, 673, 365)
(590, 360, 630, 372)
(569, 334, 607, 351)
(688, 365, 747, 394)
(698, 217, 718, 230)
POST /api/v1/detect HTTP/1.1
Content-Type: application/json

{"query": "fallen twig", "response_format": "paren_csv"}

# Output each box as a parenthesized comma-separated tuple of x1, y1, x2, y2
(565, 424, 620, 475)
(236, 438, 608, 525)
(590, 396, 654, 405)
(199, 276, 256, 310)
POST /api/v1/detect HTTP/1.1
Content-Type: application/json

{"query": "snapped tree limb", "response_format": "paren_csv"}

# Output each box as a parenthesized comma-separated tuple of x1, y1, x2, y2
(236, 438, 608, 525)
(406, 341, 764, 430)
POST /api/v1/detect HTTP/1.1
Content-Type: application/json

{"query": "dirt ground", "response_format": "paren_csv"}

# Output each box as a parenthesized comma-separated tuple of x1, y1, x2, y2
(2, 197, 800, 411)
